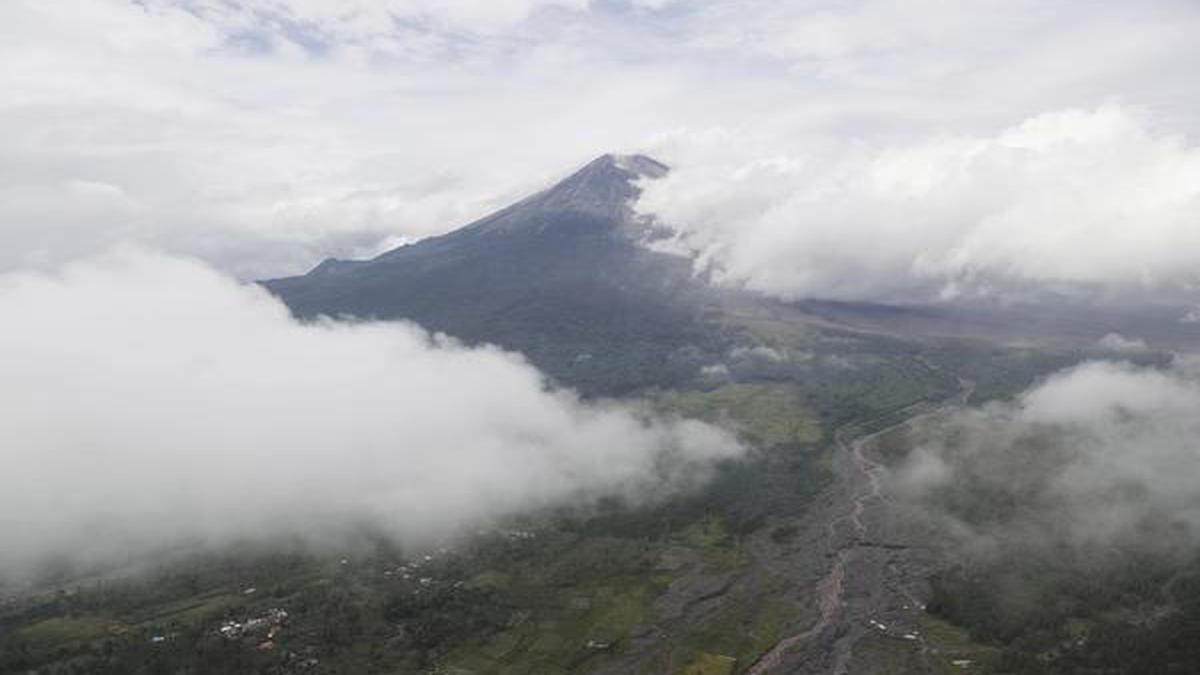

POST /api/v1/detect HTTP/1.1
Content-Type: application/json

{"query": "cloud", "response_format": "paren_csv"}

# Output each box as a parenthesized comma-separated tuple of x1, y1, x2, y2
(0, 0, 695, 278)
(4, 1, 1200, 283)
(140, 0, 589, 39)
(1096, 332, 1150, 353)
(0, 251, 741, 579)
(729, 345, 786, 363)
(676, 0, 1200, 109)
(895, 359, 1200, 556)
(638, 105, 1200, 302)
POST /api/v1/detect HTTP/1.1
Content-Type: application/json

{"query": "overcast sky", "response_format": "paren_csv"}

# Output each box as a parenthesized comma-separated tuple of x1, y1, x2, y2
(4, 0, 1200, 287)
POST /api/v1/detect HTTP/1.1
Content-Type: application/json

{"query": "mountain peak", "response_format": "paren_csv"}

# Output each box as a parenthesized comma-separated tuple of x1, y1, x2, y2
(441, 153, 668, 238)
(553, 153, 669, 197)
(299, 153, 673, 275)
(527, 153, 668, 224)
(588, 153, 670, 179)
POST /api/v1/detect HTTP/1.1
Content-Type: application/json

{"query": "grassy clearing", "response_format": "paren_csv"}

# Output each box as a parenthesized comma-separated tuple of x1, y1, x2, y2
(713, 304, 821, 347)
(665, 591, 797, 673)
(129, 591, 240, 628)
(846, 631, 923, 675)
(682, 651, 738, 675)
(652, 383, 822, 447)
(921, 615, 998, 674)
(671, 518, 748, 572)
(17, 615, 114, 644)
(445, 575, 657, 674)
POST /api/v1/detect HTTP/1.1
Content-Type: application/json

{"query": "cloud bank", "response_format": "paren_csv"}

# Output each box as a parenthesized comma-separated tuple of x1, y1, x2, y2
(639, 105, 1200, 303)
(896, 359, 1200, 557)
(0, 251, 740, 579)
(5, 1, 1200, 281)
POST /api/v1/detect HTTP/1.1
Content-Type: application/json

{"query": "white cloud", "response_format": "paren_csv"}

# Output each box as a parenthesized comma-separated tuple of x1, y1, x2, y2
(0, 250, 741, 578)
(729, 345, 786, 362)
(2, 0, 1200, 299)
(0, 0, 746, 278)
(678, 0, 1200, 110)
(147, 0, 591, 39)
(3, 0, 1200, 293)
(1096, 333, 1149, 353)
(628, 0, 685, 9)
(638, 105, 1200, 302)
(897, 360, 1200, 552)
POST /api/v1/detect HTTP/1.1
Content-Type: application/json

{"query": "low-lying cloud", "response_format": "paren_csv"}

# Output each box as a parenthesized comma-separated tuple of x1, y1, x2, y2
(0, 251, 740, 579)
(895, 359, 1200, 558)
(639, 105, 1200, 303)
(1096, 332, 1150, 353)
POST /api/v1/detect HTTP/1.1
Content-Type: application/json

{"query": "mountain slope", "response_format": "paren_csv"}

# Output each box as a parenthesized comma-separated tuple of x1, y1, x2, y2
(263, 154, 727, 395)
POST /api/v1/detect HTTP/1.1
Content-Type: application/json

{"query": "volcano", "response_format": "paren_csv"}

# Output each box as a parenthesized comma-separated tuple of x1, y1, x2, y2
(263, 154, 727, 395)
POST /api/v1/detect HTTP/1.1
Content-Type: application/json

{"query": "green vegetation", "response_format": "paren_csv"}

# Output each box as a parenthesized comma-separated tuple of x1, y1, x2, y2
(0, 475, 820, 675)
(922, 547, 1200, 674)
(682, 652, 737, 675)
(1, 309, 1031, 675)
(924, 341, 1081, 404)
(906, 403, 1200, 675)
(17, 615, 112, 644)
(661, 592, 796, 671)
(651, 383, 822, 447)
(919, 615, 997, 673)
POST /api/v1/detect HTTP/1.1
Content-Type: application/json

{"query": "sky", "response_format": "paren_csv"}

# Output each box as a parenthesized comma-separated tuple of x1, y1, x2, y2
(3, 0, 1200, 288)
